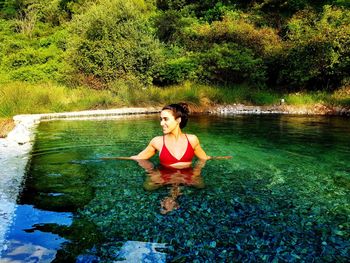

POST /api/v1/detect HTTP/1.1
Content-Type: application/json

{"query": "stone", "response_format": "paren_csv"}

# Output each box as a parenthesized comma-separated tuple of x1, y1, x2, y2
(115, 241, 166, 263)
(76, 254, 100, 263)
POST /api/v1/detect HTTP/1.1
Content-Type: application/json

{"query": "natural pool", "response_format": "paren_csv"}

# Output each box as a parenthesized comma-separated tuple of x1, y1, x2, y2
(1, 114, 349, 262)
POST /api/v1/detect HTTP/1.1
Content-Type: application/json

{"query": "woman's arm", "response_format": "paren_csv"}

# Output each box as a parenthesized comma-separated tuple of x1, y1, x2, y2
(130, 137, 158, 160)
(134, 159, 155, 171)
(192, 159, 207, 175)
(209, 156, 232, 159)
(191, 135, 232, 160)
(192, 135, 211, 160)
(101, 137, 159, 160)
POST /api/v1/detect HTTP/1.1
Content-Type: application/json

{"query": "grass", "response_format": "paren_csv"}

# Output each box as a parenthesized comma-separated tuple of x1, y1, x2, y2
(132, 82, 283, 106)
(1, 81, 349, 120)
(0, 82, 122, 118)
(283, 86, 350, 107)
(330, 86, 350, 106)
(285, 91, 329, 105)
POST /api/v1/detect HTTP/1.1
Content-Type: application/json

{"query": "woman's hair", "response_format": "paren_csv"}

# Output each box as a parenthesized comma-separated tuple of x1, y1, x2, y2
(162, 103, 189, 129)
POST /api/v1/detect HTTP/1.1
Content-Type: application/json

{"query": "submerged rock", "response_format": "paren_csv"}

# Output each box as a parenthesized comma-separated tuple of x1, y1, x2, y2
(115, 241, 167, 263)
(76, 254, 100, 263)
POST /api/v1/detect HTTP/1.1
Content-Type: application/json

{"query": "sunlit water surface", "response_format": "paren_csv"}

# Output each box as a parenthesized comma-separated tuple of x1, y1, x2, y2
(1, 114, 349, 262)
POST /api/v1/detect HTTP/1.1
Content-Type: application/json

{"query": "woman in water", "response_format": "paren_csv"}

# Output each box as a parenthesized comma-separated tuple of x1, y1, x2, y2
(105, 103, 230, 213)
(128, 103, 230, 168)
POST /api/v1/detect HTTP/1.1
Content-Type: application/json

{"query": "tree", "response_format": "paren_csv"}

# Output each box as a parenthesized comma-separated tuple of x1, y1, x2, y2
(68, 0, 161, 87)
(279, 5, 350, 90)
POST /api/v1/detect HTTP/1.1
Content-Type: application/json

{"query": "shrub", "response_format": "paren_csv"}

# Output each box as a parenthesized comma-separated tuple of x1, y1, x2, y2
(174, 10, 281, 86)
(153, 54, 198, 85)
(192, 11, 282, 58)
(68, 0, 162, 87)
(2, 37, 67, 82)
(154, 9, 185, 43)
(0, 17, 70, 83)
(279, 6, 350, 90)
(195, 43, 267, 86)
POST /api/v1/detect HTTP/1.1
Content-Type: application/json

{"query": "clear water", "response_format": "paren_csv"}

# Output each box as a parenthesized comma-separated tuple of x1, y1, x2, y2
(1, 114, 349, 262)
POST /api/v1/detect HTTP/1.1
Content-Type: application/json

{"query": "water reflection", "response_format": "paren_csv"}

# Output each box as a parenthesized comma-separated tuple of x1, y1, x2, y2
(135, 160, 206, 214)
(1, 205, 72, 262)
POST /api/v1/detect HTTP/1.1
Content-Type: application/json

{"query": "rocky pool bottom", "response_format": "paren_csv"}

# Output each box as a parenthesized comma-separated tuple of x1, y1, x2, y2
(0, 108, 159, 260)
(1, 111, 349, 262)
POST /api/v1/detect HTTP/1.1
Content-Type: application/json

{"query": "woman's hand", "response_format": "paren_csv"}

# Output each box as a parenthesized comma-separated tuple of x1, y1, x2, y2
(100, 156, 133, 160)
(210, 156, 232, 160)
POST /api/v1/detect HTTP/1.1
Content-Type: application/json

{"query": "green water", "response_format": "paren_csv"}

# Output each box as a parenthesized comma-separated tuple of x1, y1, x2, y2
(3, 114, 350, 262)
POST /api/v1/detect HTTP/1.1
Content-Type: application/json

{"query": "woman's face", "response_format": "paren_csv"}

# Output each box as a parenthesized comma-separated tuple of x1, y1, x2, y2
(160, 110, 180, 134)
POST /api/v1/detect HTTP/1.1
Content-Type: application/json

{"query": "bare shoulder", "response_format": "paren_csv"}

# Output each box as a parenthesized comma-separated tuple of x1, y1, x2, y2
(186, 134, 200, 147)
(150, 136, 163, 149)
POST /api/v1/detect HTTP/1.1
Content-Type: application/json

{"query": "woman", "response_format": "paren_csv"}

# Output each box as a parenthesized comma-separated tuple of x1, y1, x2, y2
(129, 103, 229, 168)
(105, 103, 231, 167)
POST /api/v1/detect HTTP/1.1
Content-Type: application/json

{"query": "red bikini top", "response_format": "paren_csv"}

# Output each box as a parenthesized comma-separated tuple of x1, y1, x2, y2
(159, 134, 195, 166)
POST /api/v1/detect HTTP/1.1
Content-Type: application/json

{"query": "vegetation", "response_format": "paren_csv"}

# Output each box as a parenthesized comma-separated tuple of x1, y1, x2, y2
(0, 0, 349, 119)
(0, 117, 14, 137)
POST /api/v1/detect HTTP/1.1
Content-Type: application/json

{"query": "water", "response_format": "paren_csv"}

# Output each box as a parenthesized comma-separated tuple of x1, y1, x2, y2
(1, 114, 349, 262)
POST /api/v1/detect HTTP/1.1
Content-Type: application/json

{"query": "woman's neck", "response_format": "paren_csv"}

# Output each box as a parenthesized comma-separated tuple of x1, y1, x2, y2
(168, 127, 182, 140)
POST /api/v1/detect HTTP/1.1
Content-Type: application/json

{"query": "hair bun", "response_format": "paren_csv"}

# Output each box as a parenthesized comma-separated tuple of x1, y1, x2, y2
(178, 102, 189, 114)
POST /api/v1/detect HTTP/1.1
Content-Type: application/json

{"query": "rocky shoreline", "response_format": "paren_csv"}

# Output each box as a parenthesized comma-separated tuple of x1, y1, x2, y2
(207, 103, 350, 116)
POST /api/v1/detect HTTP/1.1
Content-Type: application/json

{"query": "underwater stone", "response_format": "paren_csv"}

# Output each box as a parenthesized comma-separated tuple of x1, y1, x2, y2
(115, 241, 166, 263)
(76, 254, 100, 263)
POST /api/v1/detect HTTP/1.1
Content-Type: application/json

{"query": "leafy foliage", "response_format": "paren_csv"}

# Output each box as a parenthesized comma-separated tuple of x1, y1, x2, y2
(196, 43, 267, 86)
(279, 6, 350, 90)
(68, 0, 161, 87)
(0, 0, 349, 99)
(0, 18, 69, 83)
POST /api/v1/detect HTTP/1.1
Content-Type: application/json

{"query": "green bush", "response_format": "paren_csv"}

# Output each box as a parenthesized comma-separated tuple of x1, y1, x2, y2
(280, 6, 350, 90)
(153, 54, 198, 85)
(196, 43, 267, 86)
(0, 17, 70, 83)
(191, 11, 282, 58)
(68, 0, 161, 87)
(154, 9, 184, 43)
(1, 31, 68, 82)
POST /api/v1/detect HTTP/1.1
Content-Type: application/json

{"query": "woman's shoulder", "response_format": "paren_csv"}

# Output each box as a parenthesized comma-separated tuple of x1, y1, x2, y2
(186, 134, 198, 140)
(185, 134, 199, 146)
(150, 136, 163, 145)
(149, 136, 163, 151)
